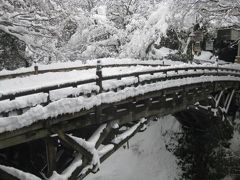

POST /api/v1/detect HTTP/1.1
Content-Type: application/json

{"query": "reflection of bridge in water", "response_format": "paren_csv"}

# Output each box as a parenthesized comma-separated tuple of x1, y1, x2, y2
(0, 63, 240, 180)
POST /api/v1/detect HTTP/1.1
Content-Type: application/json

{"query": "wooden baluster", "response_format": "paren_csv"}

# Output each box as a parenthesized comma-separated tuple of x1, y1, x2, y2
(34, 61, 39, 75)
(96, 60, 103, 123)
(96, 60, 103, 93)
(135, 75, 139, 87)
(45, 137, 56, 178)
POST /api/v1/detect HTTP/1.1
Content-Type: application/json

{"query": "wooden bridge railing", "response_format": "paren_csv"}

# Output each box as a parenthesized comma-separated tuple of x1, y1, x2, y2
(0, 62, 168, 80)
(1, 65, 240, 117)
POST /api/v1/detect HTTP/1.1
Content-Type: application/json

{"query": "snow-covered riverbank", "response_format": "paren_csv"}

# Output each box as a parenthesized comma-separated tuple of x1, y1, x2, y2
(86, 116, 182, 180)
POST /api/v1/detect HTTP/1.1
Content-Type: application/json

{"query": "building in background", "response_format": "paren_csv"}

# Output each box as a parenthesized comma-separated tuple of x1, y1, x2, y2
(215, 27, 240, 63)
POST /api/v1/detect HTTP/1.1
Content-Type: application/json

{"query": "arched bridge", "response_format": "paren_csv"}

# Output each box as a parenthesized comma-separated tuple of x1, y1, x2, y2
(0, 62, 240, 180)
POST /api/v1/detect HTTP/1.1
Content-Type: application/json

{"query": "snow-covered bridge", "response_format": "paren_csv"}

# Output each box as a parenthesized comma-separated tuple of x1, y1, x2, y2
(0, 59, 240, 180)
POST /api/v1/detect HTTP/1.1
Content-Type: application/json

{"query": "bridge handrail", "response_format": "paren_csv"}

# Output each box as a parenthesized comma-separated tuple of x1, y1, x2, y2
(103, 66, 240, 80)
(1, 66, 240, 102)
(0, 63, 167, 80)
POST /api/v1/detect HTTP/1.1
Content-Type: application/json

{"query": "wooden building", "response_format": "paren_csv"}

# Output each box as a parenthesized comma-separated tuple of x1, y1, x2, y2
(217, 27, 240, 63)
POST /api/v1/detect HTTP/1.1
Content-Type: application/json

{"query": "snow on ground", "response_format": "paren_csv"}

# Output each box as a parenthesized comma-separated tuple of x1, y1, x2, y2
(152, 47, 178, 59)
(0, 165, 41, 180)
(230, 130, 240, 154)
(86, 116, 181, 180)
(194, 51, 215, 62)
(230, 115, 240, 155)
(222, 176, 233, 180)
(0, 116, 181, 180)
(193, 51, 230, 65)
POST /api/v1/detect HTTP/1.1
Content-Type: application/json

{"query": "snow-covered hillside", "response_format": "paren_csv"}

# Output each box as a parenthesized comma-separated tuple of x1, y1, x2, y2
(86, 116, 182, 180)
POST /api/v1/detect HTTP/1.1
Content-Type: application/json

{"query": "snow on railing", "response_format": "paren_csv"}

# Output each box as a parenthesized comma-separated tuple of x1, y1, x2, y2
(0, 76, 240, 134)
(0, 62, 168, 80)
(1, 65, 240, 117)
(1, 65, 240, 101)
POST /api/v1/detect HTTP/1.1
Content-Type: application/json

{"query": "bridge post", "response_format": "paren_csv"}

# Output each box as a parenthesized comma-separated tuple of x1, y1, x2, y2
(96, 60, 103, 93)
(45, 137, 56, 177)
(134, 75, 139, 87)
(96, 60, 103, 123)
(34, 61, 38, 75)
(163, 70, 167, 80)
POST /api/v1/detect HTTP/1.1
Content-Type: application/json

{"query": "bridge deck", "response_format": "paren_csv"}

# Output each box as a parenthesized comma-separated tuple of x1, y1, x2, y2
(0, 63, 240, 149)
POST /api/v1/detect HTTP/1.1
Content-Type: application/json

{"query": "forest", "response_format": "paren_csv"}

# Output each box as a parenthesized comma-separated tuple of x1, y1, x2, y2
(0, 0, 239, 70)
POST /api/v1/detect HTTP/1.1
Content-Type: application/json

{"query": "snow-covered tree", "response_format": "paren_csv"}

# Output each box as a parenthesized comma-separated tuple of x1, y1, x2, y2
(0, 0, 67, 62)
(0, 0, 239, 68)
(106, 0, 162, 29)
(170, 0, 240, 30)
(120, 1, 171, 59)
(0, 29, 27, 70)
(0, 1, 95, 62)
(165, 0, 240, 57)
(58, 5, 121, 61)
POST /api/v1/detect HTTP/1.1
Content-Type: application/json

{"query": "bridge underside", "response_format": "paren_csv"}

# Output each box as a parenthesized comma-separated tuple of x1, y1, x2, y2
(0, 80, 239, 179)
